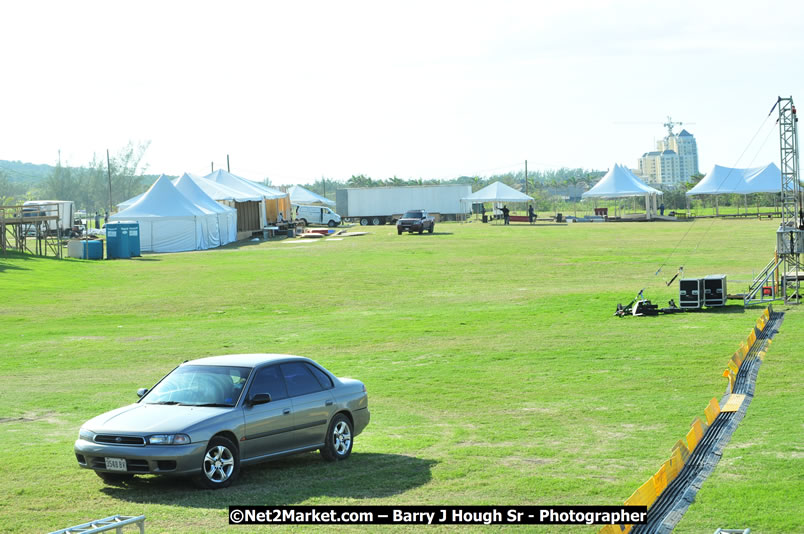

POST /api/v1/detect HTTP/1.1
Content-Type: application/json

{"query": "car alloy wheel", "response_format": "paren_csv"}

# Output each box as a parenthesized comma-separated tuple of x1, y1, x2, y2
(321, 414, 353, 461)
(198, 436, 239, 489)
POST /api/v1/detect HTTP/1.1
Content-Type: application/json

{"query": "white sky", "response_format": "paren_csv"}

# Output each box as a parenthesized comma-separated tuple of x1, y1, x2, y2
(1, 0, 803, 185)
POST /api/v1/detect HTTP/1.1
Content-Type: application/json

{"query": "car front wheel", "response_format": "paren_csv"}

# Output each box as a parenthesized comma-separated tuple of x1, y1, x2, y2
(321, 414, 353, 461)
(196, 436, 239, 489)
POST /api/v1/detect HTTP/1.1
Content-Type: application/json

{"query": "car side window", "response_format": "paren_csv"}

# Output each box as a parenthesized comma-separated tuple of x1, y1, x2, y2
(248, 365, 288, 401)
(306, 363, 333, 390)
(280, 362, 324, 397)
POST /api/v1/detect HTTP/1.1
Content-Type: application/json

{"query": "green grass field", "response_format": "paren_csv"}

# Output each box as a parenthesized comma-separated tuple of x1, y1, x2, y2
(1, 219, 801, 533)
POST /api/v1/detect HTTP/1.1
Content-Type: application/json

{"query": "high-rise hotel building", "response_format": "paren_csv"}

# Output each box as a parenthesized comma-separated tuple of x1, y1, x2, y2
(637, 129, 699, 186)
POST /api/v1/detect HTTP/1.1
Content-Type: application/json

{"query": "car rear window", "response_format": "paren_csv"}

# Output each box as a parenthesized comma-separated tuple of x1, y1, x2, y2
(306, 363, 334, 389)
(280, 362, 324, 397)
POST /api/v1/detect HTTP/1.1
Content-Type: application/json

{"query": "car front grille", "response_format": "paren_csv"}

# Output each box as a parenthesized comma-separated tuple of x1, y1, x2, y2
(94, 434, 146, 446)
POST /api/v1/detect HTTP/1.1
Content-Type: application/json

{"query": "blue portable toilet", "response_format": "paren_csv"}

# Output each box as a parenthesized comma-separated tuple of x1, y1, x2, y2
(106, 223, 126, 259)
(106, 222, 140, 259)
(127, 222, 141, 257)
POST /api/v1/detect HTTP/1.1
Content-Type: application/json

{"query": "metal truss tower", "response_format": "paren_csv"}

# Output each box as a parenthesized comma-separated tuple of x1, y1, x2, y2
(776, 97, 803, 303)
(745, 96, 803, 305)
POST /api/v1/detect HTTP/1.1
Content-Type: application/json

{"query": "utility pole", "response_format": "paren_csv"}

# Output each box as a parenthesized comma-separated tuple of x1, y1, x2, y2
(227, 154, 230, 172)
(525, 160, 528, 196)
(106, 149, 112, 216)
(211, 162, 214, 173)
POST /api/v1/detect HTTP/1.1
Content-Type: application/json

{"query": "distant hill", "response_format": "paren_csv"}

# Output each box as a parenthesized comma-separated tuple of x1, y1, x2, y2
(0, 160, 54, 184)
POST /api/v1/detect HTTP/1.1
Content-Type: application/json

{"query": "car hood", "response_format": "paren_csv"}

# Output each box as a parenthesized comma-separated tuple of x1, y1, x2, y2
(83, 403, 234, 434)
(398, 218, 424, 223)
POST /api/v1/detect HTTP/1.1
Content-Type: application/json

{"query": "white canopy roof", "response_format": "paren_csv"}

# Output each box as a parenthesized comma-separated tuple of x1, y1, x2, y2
(204, 169, 286, 199)
(117, 173, 263, 209)
(582, 164, 662, 198)
(174, 173, 237, 245)
(289, 185, 335, 206)
(461, 181, 534, 203)
(686, 162, 782, 195)
(110, 175, 219, 253)
(185, 174, 262, 202)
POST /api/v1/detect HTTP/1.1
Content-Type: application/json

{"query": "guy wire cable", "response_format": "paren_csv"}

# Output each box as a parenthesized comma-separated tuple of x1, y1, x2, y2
(652, 107, 776, 284)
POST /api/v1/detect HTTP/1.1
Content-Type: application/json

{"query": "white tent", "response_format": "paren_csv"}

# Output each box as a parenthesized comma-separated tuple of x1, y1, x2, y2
(174, 173, 237, 246)
(289, 185, 335, 206)
(686, 163, 782, 195)
(204, 169, 285, 199)
(204, 169, 290, 227)
(110, 175, 219, 253)
(461, 181, 535, 203)
(582, 164, 662, 219)
(184, 174, 262, 203)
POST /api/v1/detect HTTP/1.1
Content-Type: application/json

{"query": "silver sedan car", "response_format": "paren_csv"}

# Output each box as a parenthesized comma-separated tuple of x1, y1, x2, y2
(74, 354, 370, 489)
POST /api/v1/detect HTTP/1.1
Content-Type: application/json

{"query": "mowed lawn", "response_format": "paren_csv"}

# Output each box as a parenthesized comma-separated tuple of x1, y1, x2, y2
(0, 219, 801, 533)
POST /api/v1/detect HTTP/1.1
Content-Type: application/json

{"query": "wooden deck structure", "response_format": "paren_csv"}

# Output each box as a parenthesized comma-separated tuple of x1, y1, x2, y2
(1, 205, 63, 258)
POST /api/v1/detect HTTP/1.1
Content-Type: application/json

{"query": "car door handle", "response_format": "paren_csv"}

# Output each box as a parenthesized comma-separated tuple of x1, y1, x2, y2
(283, 408, 291, 415)
(325, 400, 333, 406)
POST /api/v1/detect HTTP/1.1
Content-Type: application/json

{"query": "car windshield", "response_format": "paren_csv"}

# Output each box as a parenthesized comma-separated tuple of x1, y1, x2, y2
(144, 365, 251, 407)
(403, 211, 423, 218)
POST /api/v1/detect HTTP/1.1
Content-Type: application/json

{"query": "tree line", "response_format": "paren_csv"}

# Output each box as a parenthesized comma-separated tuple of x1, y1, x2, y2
(0, 142, 154, 213)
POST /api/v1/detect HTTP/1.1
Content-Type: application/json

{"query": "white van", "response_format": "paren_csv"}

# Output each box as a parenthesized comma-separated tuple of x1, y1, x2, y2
(294, 204, 341, 227)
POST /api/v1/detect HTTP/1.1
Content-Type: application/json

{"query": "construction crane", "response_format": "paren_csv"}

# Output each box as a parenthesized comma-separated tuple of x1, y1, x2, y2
(615, 117, 696, 137)
(662, 116, 693, 137)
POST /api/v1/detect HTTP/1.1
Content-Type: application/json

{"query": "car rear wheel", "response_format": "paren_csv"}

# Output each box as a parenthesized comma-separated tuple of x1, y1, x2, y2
(428, 224, 434, 234)
(360, 218, 369, 226)
(196, 436, 239, 489)
(320, 414, 353, 462)
(371, 217, 382, 225)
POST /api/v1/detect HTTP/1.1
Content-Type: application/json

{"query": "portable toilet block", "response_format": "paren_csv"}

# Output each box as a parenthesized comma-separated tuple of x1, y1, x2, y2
(106, 223, 129, 259)
(106, 222, 141, 259)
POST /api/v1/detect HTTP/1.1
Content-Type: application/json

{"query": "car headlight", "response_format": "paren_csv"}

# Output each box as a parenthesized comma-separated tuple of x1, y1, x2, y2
(147, 434, 191, 445)
(78, 428, 96, 442)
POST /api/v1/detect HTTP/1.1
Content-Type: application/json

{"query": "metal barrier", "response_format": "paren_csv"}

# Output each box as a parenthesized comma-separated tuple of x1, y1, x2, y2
(49, 515, 145, 534)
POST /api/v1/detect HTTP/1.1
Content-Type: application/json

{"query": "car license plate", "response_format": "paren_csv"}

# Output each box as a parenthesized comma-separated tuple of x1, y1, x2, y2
(105, 457, 127, 471)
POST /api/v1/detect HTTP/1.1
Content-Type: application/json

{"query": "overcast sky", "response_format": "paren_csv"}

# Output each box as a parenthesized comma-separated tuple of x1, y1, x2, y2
(1, 0, 803, 185)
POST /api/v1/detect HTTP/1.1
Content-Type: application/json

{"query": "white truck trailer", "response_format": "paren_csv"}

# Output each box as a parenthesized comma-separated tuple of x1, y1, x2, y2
(335, 185, 472, 225)
(22, 200, 75, 235)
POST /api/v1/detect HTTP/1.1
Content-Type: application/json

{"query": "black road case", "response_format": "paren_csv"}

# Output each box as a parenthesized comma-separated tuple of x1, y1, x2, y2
(679, 278, 703, 309)
(703, 274, 727, 307)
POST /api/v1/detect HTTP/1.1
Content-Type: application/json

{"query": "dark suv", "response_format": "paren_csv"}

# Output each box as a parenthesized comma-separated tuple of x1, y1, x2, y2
(397, 210, 435, 235)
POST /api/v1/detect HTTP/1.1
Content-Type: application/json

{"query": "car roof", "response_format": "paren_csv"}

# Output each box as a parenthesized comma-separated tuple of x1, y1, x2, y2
(183, 354, 314, 368)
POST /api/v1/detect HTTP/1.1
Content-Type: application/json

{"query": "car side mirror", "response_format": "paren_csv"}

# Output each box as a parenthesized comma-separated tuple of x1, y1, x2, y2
(249, 393, 272, 406)
(136, 388, 149, 398)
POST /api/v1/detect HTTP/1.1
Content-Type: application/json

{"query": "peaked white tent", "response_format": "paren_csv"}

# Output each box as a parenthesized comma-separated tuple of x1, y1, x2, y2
(686, 163, 782, 195)
(174, 173, 237, 246)
(462, 181, 535, 204)
(289, 185, 336, 206)
(110, 175, 219, 253)
(582, 164, 663, 219)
